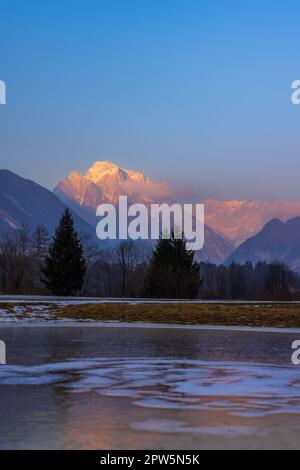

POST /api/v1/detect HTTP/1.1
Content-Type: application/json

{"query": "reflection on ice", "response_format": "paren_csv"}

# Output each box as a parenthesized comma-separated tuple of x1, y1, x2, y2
(132, 419, 257, 436)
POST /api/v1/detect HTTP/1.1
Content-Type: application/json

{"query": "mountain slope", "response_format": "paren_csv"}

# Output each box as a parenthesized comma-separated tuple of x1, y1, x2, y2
(0, 169, 95, 237)
(225, 216, 300, 271)
(54, 161, 234, 263)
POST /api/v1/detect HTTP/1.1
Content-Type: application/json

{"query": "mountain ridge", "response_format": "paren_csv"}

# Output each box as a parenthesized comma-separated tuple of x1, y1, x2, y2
(225, 215, 300, 271)
(0, 169, 95, 238)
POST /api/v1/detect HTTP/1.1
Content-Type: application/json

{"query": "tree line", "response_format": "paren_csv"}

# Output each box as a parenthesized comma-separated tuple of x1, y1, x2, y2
(198, 260, 299, 300)
(0, 209, 298, 299)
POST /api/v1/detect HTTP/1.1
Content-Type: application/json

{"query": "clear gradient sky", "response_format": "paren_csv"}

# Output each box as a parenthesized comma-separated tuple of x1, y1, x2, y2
(1, 0, 300, 200)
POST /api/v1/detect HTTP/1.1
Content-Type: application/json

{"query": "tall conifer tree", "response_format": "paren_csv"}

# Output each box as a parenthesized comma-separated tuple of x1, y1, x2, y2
(143, 231, 200, 298)
(41, 209, 86, 295)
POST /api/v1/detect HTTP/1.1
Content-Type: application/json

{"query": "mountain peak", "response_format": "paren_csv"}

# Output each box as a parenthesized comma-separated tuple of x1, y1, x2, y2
(88, 161, 121, 174)
(85, 161, 147, 184)
(263, 217, 284, 231)
(54, 161, 167, 223)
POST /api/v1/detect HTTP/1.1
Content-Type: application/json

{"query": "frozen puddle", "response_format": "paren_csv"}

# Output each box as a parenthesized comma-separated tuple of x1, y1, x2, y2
(1, 358, 300, 418)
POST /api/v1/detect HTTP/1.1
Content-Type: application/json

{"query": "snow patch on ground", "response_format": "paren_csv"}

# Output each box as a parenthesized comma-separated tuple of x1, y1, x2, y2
(0, 305, 71, 324)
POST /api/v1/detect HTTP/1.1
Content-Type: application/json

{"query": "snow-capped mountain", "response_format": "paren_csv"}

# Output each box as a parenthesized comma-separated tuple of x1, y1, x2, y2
(54, 161, 234, 263)
(54, 161, 173, 225)
(204, 199, 300, 246)
(55, 161, 300, 248)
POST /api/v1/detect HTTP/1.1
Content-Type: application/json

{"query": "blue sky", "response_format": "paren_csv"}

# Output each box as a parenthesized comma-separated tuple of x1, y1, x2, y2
(1, 0, 300, 200)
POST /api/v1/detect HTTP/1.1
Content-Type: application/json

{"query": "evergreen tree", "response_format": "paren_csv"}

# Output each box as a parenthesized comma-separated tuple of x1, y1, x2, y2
(41, 209, 86, 295)
(143, 231, 200, 298)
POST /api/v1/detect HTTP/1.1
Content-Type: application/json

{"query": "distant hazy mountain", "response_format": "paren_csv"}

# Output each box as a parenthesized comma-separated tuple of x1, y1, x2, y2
(0, 169, 95, 237)
(226, 216, 300, 271)
(204, 199, 300, 246)
(54, 161, 234, 263)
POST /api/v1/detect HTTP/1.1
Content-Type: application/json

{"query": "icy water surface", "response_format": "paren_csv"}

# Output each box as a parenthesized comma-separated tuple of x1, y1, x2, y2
(0, 324, 300, 449)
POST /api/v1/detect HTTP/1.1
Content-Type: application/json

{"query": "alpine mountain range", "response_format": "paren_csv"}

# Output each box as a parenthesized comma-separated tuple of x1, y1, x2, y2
(1, 161, 300, 269)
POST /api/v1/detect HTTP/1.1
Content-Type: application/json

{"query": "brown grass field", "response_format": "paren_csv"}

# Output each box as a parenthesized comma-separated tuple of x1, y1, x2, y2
(55, 302, 300, 328)
(1, 302, 300, 328)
